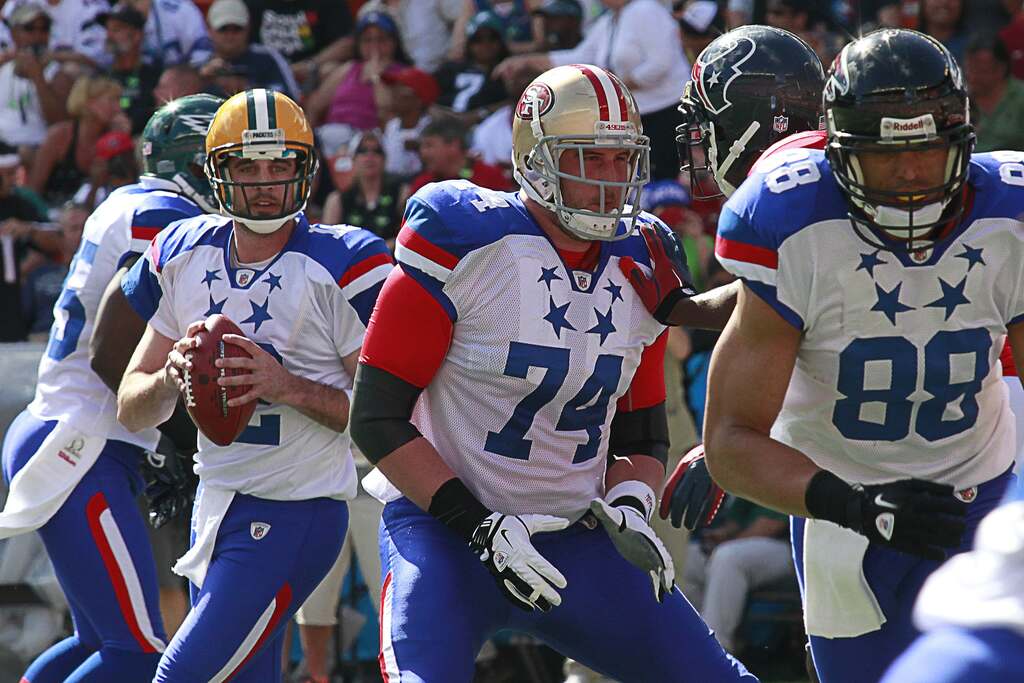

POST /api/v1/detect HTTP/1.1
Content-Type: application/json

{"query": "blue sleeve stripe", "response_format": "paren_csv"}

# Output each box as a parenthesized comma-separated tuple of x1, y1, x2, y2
(1009, 312, 1024, 327)
(743, 278, 804, 330)
(717, 207, 777, 252)
(347, 281, 384, 328)
(401, 263, 457, 323)
(121, 257, 162, 322)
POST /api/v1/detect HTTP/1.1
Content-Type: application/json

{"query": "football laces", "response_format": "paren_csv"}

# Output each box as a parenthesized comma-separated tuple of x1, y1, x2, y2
(181, 352, 196, 408)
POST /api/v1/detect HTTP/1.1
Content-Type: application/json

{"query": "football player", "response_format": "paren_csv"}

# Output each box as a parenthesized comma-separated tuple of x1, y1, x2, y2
(880, 481, 1024, 683)
(635, 25, 826, 531)
(0, 94, 222, 682)
(116, 89, 391, 682)
(703, 29, 1019, 682)
(349, 64, 757, 682)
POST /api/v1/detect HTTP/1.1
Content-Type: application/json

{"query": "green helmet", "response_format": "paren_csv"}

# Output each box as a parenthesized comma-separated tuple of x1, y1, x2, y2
(141, 94, 225, 212)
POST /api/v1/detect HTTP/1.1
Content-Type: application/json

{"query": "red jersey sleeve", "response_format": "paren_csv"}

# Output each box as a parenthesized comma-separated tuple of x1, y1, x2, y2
(359, 266, 454, 388)
(616, 331, 668, 412)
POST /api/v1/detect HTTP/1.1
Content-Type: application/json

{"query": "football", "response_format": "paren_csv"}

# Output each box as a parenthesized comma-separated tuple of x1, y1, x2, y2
(181, 314, 255, 446)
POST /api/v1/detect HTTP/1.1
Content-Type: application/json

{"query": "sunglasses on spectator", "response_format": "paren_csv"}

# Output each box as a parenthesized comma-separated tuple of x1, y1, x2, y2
(216, 24, 246, 33)
(356, 146, 384, 156)
(19, 21, 51, 34)
(470, 31, 502, 44)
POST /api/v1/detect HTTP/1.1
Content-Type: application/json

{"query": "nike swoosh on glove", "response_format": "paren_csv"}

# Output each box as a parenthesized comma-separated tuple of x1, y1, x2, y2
(660, 444, 726, 530)
(470, 512, 570, 612)
(618, 223, 696, 325)
(590, 497, 675, 602)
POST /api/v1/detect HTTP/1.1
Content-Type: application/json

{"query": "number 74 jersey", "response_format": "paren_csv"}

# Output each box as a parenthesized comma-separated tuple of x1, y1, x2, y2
(717, 150, 1024, 487)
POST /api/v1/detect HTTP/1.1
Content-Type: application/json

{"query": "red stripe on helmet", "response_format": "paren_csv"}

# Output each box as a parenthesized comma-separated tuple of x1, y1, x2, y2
(575, 64, 610, 121)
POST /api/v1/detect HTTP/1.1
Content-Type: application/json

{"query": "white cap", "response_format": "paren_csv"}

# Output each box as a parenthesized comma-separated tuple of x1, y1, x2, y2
(207, 0, 249, 30)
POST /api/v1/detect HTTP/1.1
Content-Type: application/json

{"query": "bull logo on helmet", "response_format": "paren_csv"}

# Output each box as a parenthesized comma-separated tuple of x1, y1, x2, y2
(691, 36, 757, 115)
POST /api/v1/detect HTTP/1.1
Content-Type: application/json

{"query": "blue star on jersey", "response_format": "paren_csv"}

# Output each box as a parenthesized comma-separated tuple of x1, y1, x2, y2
(926, 276, 971, 320)
(241, 297, 273, 333)
(955, 244, 985, 272)
(544, 296, 575, 338)
(265, 272, 283, 293)
(538, 266, 562, 290)
(604, 280, 623, 303)
(202, 269, 222, 288)
(205, 294, 227, 316)
(586, 307, 616, 345)
(856, 251, 886, 278)
(871, 282, 915, 325)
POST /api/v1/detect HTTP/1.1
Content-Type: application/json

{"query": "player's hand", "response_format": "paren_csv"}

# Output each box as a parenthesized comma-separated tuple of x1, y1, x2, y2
(660, 445, 726, 530)
(216, 334, 293, 407)
(806, 472, 968, 561)
(619, 224, 696, 325)
(166, 320, 206, 396)
(469, 512, 570, 612)
(140, 449, 197, 529)
(590, 497, 675, 602)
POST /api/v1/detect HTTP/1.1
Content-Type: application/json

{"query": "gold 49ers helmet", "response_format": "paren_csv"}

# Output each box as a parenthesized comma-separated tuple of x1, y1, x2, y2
(205, 89, 319, 234)
(512, 64, 650, 241)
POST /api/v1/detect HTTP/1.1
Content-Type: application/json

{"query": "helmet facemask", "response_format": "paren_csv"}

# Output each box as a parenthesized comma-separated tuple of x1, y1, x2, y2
(827, 106, 974, 253)
(677, 90, 724, 200)
(206, 136, 319, 235)
(517, 113, 651, 242)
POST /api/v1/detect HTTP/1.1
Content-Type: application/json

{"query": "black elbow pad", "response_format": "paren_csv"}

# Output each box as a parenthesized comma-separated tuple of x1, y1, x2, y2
(350, 363, 424, 464)
(608, 402, 670, 466)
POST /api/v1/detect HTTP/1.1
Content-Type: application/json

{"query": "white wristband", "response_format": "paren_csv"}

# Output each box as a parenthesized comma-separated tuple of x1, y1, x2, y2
(605, 480, 657, 522)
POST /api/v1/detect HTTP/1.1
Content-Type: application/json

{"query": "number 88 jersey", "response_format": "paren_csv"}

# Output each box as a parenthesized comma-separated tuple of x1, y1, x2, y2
(717, 149, 1024, 487)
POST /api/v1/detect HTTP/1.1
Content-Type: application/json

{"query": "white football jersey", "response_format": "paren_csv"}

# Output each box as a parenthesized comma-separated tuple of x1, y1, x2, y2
(718, 150, 1024, 487)
(123, 213, 391, 501)
(28, 177, 203, 449)
(394, 181, 666, 518)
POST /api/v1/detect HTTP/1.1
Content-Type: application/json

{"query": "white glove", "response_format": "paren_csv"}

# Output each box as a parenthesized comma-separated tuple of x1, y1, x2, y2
(590, 481, 675, 602)
(471, 512, 571, 612)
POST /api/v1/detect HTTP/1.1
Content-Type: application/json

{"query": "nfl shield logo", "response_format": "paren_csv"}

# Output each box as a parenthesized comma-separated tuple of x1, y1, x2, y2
(574, 271, 592, 290)
(875, 512, 895, 540)
(236, 269, 255, 286)
(250, 522, 271, 540)
(773, 115, 789, 134)
(955, 486, 977, 503)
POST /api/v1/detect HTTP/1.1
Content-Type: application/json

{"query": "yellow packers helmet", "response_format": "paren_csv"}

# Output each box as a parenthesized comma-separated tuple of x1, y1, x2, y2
(205, 89, 319, 234)
(512, 64, 650, 241)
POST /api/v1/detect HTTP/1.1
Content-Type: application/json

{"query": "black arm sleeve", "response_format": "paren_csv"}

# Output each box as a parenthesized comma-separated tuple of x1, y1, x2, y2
(349, 362, 425, 464)
(607, 402, 670, 466)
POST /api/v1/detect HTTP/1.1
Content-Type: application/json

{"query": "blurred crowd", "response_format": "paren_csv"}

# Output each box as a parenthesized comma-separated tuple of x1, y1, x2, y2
(3, 0, 1024, 678)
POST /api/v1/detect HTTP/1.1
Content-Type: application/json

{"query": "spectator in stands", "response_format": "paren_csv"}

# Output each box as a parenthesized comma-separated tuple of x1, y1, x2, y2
(100, 2, 160, 135)
(27, 75, 129, 206)
(495, 0, 691, 179)
(533, 0, 583, 51)
(469, 66, 538, 169)
(20, 201, 86, 338)
(682, 494, 794, 655)
(74, 129, 138, 208)
(1000, 0, 1024, 78)
(407, 115, 511, 195)
(449, 0, 544, 59)
(0, 0, 107, 72)
(247, 0, 354, 87)
(307, 10, 409, 155)
(763, 0, 843, 64)
(199, 0, 300, 100)
(322, 131, 404, 245)
(677, 0, 726, 63)
(966, 32, 1024, 151)
(130, 0, 213, 68)
(377, 66, 438, 179)
(0, 2, 74, 149)
(435, 11, 511, 125)
(153, 64, 203, 103)
(362, 0, 466, 74)
(0, 144, 48, 342)
(919, 0, 968, 63)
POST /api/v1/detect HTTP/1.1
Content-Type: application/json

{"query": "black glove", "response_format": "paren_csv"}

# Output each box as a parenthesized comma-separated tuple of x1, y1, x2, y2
(805, 471, 968, 560)
(659, 445, 726, 530)
(141, 449, 197, 529)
